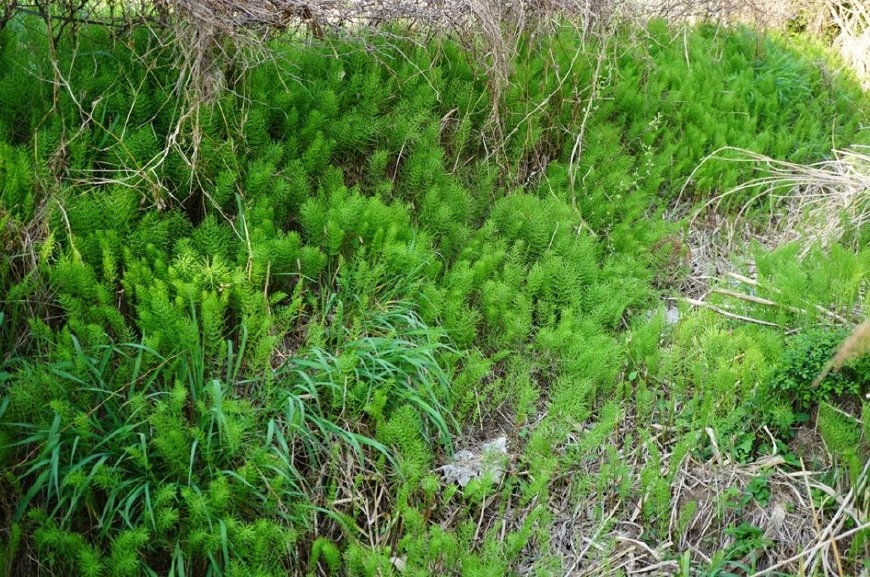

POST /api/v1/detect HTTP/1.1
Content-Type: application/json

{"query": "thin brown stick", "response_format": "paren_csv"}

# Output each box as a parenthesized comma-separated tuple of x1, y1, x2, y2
(725, 272, 853, 325)
(748, 520, 870, 577)
(683, 298, 782, 328)
(712, 287, 799, 309)
(569, 30, 608, 201)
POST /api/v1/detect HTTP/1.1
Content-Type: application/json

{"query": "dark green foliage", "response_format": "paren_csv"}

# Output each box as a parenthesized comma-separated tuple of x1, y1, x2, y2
(0, 142, 33, 219)
(768, 326, 869, 411)
(0, 142, 42, 355)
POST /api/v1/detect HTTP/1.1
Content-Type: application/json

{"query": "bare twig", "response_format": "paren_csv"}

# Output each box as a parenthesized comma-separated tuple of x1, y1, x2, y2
(725, 272, 854, 325)
(749, 521, 870, 576)
(683, 297, 782, 327)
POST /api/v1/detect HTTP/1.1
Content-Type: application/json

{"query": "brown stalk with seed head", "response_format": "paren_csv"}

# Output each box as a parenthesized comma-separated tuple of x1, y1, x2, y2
(812, 319, 870, 387)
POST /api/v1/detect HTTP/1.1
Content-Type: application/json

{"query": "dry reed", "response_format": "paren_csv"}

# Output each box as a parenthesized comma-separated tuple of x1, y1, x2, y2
(686, 145, 870, 257)
(814, 318, 870, 387)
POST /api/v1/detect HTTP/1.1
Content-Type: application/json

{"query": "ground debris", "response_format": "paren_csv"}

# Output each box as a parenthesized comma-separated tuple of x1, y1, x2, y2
(438, 436, 509, 487)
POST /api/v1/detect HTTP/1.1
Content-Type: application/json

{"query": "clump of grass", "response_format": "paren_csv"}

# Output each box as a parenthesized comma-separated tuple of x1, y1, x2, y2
(688, 145, 870, 255)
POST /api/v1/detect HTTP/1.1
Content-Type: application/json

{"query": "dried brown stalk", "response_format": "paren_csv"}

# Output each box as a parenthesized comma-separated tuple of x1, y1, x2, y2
(813, 318, 870, 387)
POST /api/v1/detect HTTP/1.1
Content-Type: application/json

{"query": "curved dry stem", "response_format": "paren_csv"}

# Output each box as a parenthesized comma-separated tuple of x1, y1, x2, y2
(686, 145, 870, 255)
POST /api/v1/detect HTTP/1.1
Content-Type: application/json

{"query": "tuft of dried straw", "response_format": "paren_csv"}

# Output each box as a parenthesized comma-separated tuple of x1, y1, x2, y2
(813, 318, 870, 387)
(826, 0, 870, 89)
(686, 145, 870, 258)
(831, 318, 870, 370)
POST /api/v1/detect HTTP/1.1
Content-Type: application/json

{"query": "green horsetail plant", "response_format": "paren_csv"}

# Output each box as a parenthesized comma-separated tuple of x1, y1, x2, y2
(2, 12, 870, 576)
(2, 297, 457, 574)
(3, 327, 390, 574)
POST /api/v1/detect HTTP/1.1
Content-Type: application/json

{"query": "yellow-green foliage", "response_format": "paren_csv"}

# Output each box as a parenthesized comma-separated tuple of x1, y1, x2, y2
(1, 12, 869, 576)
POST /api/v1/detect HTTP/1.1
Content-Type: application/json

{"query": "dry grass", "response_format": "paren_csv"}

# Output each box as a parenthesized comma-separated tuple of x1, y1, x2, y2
(681, 145, 870, 269)
(813, 318, 870, 387)
(826, 0, 870, 89)
(830, 319, 870, 370)
(670, 145, 867, 338)
(634, 0, 792, 29)
(672, 455, 869, 576)
(445, 400, 869, 576)
(670, 146, 870, 296)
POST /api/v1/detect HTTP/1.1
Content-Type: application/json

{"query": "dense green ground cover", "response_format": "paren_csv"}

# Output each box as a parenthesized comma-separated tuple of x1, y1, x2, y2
(1, 14, 868, 576)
